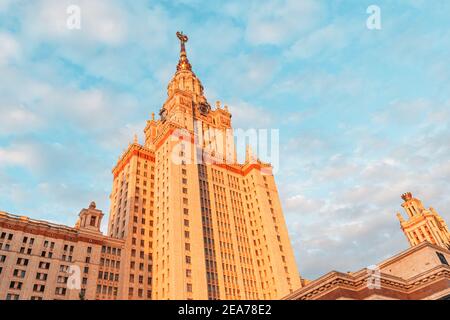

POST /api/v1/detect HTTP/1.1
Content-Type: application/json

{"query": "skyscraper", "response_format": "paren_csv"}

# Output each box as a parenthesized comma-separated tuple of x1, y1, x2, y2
(107, 32, 301, 300)
(397, 192, 450, 250)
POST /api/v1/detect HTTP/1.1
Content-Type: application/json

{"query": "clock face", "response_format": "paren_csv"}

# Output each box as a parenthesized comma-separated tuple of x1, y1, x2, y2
(199, 103, 210, 115)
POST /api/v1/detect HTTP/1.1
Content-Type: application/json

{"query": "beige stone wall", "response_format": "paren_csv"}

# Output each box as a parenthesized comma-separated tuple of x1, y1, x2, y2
(0, 214, 124, 300)
(109, 144, 155, 300)
(380, 244, 450, 279)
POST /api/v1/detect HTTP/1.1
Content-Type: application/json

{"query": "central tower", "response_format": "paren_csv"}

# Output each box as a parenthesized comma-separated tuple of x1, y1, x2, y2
(108, 32, 301, 300)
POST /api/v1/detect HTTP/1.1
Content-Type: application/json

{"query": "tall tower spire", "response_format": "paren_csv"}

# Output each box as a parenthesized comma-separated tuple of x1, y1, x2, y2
(166, 31, 204, 98)
(397, 192, 450, 250)
(176, 31, 192, 72)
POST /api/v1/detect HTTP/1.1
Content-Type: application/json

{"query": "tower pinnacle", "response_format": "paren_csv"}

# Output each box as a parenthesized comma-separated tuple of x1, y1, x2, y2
(176, 31, 192, 71)
(167, 32, 204, 97)
(397, 193, 450, 250)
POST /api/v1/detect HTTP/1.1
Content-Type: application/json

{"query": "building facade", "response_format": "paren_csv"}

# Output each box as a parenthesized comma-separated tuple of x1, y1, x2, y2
(0, 32, 301, 300)
(284, 242, 450, 300)
(0, 203, 124, 300)
(397, 192, 450, 250)
(285, 193, 450, 300)
(107, 32, 301, 300)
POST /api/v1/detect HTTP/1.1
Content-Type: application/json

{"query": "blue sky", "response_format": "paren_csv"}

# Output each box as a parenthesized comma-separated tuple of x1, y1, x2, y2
(0, 0, 449, 280)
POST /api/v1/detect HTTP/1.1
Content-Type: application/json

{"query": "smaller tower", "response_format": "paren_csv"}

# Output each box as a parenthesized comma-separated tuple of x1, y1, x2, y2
(75, 201, 104, 234)
(397, 193, 450, 250)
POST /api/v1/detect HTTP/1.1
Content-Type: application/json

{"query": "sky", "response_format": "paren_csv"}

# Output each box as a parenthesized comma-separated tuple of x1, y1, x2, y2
(0, 0, 449, 280)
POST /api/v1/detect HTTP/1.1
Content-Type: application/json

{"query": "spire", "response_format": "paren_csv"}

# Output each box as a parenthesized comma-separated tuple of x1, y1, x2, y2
(167, 32, 204, 97)
(176, 31, 192, 72)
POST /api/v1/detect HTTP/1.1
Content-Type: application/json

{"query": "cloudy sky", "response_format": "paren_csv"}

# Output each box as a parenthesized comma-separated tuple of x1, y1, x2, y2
(0, 0, 449, 280)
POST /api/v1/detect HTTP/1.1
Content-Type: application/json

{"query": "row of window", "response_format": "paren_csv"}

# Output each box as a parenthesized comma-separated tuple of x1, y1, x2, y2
(8, 281, 66, 295)
(0, 232, 13, 241)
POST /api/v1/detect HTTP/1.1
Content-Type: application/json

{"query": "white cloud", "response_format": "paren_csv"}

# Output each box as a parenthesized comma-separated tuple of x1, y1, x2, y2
(280, 98, 450, 278)
(0, 0, 12, 12)
(0, 105, 43, 134)
(0, 143, 44, 170)
(285, 194, 323, 212)
(245, 0, 323, 46)
(0, 32, 19, 65)
(286, 24, 348, 60)
(23, 0, 127, 45)
(228, 101, 273, 129)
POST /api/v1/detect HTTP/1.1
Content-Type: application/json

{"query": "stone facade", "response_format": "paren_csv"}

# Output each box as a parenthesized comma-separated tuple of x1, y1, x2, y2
(284, 242, 450, 300)
(107, 32, 301, 300)
(0, 204, 124, 300)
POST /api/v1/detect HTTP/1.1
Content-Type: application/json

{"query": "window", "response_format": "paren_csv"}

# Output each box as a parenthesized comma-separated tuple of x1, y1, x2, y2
(33, 284, 45, 293)
(13, 269, 26, 278)
(17, 258, 29, 266)
(6, 294, 19, 300)
(55, 287, 67, 295)
(10, 281, 23, 290)
(187, 284, 192, 292)
(57, 276, 68, 284)
(36, 273, 47, 281)
(437, 252, 449, 266)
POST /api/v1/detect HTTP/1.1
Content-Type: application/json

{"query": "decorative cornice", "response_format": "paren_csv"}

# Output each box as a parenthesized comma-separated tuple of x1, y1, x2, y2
(0, 211, 125, 246)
